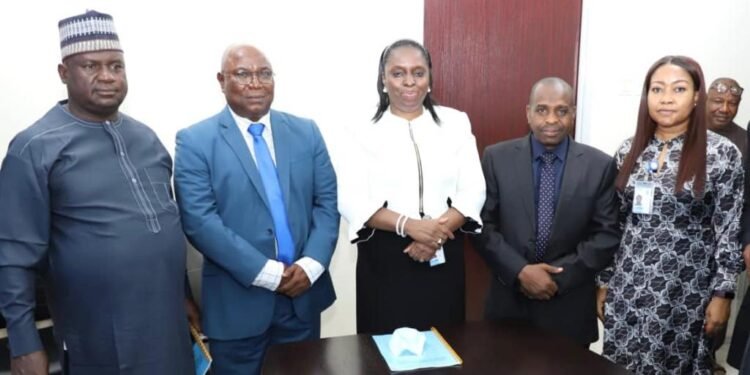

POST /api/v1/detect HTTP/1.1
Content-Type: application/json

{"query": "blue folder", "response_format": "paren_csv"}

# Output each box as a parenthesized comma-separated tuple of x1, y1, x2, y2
(193, 342, 211, 375)
(190, 325, 212, 375)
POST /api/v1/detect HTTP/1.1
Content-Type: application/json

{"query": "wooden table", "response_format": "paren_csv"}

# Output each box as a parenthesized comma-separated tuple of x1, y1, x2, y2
(263, 320, 631, 374)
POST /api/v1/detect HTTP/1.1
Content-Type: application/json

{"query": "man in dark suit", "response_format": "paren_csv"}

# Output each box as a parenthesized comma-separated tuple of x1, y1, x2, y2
(703, 77, 744, 373)
(174, 44, 339, 374)
(475, 77, 620, 346)
(733, 120, 750, 375)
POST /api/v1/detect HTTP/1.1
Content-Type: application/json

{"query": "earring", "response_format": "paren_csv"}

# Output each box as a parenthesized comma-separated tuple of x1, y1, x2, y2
(428, 87, 431, 93)
(382, 87, 387, 93)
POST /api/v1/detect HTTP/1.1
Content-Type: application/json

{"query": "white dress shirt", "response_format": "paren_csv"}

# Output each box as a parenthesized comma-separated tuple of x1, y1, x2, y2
(229, 108, 324, 291)
(338, 105, 486, 242)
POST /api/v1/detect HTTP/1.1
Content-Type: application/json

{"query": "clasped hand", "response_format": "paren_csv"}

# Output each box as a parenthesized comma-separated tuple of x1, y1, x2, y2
(403, 217, 454, 263)
(277, 264, 311, 298)
(518, 263, 563, 300)
(403, 241, 437, 263)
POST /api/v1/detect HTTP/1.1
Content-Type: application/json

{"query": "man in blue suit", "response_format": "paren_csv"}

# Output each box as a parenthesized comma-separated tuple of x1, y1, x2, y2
(174, 44, 339, 374)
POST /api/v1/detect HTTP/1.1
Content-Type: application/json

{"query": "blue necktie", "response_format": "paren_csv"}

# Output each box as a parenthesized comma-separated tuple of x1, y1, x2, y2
(248, 123, 295, 265)
(536, 152, 556, 262)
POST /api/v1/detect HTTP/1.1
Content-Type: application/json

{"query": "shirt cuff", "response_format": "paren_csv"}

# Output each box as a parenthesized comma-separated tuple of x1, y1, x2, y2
(447, 197, 483, 235)
(712, 290, 735, 300)
(251, 260, 284, 291)
(295, 257, 325, 284)
(347, 200, 388, 243)
(459, 216, 482, 234)
(8, 319, 43, 357)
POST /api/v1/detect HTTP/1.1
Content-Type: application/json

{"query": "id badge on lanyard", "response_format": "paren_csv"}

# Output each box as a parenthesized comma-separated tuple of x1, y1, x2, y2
(420, 203, 446, 268)
(632, 160, 657, 215)
(409, 122, 446, 267)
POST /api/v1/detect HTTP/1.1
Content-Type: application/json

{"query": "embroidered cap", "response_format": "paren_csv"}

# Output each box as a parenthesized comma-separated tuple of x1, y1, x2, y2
(58, 10, 122, 60)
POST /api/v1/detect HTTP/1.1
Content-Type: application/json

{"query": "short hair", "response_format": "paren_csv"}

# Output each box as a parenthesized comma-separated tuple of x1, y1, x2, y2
(528, 77, 574, 106)
(220, 44, 272, 72)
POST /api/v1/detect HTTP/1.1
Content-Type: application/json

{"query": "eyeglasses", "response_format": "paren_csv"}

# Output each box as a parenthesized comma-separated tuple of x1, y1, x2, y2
(710, 82, 743, 97)
(225, 69, 274, 85)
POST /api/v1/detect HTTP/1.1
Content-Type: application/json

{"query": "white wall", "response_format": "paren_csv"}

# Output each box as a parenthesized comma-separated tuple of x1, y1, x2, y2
(0, 1, 424, 338)
(577, 0, 750, 155)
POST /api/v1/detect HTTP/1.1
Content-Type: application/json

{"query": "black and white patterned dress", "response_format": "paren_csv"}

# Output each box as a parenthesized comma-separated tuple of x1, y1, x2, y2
(598, 132, 744, 374)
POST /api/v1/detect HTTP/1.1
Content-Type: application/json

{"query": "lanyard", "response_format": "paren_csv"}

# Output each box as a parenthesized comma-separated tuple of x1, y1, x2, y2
(407, 121, 428, 219)
(645, 143, 666, 180)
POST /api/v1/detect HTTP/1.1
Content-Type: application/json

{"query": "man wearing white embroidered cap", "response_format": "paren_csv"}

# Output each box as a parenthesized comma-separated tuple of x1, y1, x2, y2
(0, 10, 194, 374)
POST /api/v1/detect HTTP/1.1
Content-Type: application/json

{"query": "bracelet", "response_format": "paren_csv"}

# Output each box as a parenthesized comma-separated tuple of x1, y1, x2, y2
(399, 217, 409, 238)
(395, 214, 405, 237)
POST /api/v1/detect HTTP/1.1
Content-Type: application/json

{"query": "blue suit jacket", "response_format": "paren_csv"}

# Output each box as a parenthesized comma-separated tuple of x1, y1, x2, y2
(174, 107, 339, 339)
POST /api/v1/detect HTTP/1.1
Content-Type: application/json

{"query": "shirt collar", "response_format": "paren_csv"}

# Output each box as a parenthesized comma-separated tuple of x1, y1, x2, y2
(382, 105, 433, 126)
(530, 133, 569, 162)
(651, 132, 685, 148)
(57, 100, 123, 127)
(228, 107, 272, 136)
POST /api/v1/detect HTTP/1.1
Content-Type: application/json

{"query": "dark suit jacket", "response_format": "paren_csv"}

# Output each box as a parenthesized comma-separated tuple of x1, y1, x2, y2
(174, 107, 339, 340)
(727, 123, 750, 367)
(475, 135, 620, 344)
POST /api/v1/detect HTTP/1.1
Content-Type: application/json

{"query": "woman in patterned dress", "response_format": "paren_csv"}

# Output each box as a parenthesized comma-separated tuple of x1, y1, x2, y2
(596, 56, 744, 374)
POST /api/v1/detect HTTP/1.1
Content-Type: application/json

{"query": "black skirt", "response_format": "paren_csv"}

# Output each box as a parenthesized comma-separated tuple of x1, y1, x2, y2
(356, 229, 465, 334)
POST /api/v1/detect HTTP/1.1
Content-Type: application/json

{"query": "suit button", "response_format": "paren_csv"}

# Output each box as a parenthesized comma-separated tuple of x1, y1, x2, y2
(267, 228, 273, 235)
